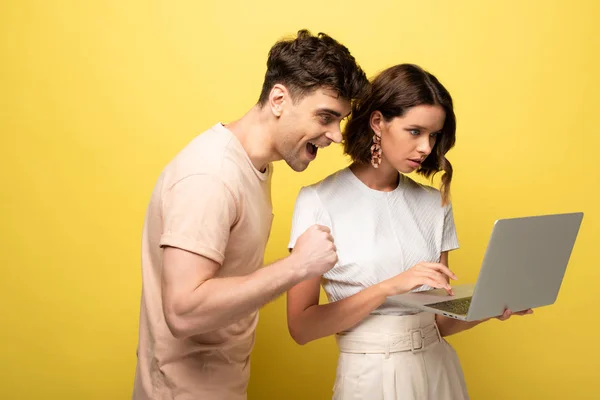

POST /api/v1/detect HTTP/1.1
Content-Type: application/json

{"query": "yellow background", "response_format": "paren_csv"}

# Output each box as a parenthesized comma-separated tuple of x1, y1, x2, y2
(1, 1, 598, 399)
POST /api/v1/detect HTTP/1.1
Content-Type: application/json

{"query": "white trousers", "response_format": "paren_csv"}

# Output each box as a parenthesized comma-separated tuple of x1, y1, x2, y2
(333, 313, 469, 400)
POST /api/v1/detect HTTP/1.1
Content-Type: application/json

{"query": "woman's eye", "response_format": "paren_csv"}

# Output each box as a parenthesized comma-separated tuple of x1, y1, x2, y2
(409, 129, 420, 136)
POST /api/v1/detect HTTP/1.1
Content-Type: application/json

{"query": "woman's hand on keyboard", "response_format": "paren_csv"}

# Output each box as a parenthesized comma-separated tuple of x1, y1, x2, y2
(380, 262, 458, 296)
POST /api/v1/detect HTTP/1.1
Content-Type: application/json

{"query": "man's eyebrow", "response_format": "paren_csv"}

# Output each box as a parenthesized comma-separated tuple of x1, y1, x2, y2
(316, 108, 342, 117)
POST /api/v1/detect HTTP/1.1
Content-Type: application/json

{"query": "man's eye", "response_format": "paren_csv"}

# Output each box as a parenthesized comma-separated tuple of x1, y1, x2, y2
(320, 115, 333, 124)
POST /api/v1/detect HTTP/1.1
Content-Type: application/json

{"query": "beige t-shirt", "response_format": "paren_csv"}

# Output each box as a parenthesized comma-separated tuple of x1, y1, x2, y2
(133, 123, 273, 400)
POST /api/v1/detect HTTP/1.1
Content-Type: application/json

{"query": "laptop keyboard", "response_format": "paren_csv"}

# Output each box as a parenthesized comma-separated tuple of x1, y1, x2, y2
(425, 297, 472, 316)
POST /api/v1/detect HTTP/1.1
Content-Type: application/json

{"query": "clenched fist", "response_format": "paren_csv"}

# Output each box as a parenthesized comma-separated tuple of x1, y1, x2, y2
(290, 225, 338, 279)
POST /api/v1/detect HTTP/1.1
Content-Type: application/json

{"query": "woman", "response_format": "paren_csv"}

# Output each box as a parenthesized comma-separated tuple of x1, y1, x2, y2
(286, 64, 531, 399)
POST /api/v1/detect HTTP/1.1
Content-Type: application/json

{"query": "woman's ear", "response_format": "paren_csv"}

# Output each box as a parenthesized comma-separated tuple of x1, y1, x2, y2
(370, 111, 383, 136)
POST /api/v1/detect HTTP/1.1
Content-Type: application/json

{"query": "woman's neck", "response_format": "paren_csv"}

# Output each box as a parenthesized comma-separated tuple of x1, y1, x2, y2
(349, 161, 399, 192)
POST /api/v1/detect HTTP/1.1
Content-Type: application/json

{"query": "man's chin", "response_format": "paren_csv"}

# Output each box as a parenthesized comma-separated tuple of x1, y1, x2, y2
(285, 159, 310, 172)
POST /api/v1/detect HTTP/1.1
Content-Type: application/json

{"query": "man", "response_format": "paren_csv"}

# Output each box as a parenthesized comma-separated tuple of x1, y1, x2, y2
(132, 29, 368, 399)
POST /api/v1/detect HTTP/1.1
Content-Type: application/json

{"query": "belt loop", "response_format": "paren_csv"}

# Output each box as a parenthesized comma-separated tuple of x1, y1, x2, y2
(384, 335, 391, 359)
(433, 322, 443, 343)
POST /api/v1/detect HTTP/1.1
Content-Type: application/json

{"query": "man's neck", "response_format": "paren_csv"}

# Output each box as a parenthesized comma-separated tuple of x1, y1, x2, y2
(225, 105, 279, 172)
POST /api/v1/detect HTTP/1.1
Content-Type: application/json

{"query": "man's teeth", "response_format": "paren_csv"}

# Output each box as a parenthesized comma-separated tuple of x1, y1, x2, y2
(308, 141, 324, 148)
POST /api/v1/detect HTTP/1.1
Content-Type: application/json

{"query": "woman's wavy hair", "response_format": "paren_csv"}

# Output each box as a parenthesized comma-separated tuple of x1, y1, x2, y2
(344, 64, 456, 204)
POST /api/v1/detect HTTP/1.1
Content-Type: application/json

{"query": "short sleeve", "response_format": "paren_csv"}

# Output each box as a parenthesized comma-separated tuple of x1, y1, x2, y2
(160, 174, 238, 265)
(288, 186, 331, 250)
(441, 202, 459, 252)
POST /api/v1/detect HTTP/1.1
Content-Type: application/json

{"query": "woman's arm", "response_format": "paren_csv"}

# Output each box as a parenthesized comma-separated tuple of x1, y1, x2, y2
(287, 261, 457, 345)
(286, 276, 391, 345)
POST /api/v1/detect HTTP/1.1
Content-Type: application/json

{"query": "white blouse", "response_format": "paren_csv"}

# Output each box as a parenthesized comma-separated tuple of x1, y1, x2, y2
(288, 167, 459, 315)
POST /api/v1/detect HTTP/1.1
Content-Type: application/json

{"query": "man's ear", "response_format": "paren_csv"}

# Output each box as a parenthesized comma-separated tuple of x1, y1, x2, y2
(269, 84, 288, 117)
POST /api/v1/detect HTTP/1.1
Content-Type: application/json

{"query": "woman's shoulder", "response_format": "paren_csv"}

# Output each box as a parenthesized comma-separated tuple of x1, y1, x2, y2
(400, 174, 443, 203)
(303, 167, 352, 193)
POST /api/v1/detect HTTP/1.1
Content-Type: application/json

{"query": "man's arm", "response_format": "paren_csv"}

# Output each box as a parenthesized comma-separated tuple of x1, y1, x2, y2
(162, 224, 337, 339)
(162, 247, 302, 338)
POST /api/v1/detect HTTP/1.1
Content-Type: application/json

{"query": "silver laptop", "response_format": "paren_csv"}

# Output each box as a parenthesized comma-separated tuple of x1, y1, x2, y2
(390, 212, 584, 321)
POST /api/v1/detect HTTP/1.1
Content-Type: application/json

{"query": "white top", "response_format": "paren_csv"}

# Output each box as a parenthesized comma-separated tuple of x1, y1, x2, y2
(288, 167, 459, 315)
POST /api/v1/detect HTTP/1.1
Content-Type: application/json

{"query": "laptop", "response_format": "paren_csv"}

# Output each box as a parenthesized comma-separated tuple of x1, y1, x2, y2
(390, 212, 584, 321)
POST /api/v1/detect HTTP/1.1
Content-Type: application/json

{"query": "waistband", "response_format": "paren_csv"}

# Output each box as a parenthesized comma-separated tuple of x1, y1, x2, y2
(335, 313, 442, 357)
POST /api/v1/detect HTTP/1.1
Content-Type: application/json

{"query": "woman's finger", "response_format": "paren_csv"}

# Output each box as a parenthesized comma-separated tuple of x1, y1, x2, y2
(418, 270, 451, 290)
(420, 262, 458, 280)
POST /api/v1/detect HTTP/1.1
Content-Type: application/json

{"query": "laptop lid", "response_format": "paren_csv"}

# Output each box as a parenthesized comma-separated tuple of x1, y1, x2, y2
(466, 212, 584, 321)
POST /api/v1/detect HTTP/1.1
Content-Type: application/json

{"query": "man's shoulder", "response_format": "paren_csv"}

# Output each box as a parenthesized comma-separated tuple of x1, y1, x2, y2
(182, 123, 238, 169)
(163, 123, 246, 187)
